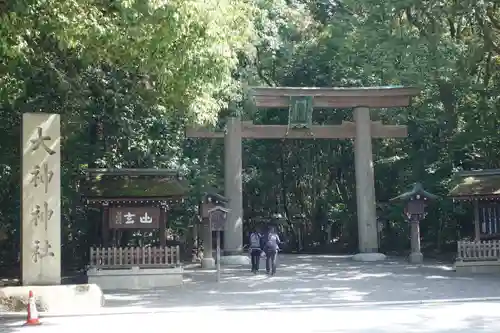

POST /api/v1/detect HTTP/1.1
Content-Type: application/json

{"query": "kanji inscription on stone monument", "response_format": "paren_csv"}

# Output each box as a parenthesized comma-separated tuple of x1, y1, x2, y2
(30, 202, 53, 230)
(29, 163, 54, 193)
(22, 113, 61, 285)
(30, 127, 56, 155)
(32, 240, 55, 263)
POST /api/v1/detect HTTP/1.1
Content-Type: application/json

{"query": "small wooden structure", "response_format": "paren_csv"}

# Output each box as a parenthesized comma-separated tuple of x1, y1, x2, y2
(82, 169, 189, 289)
(198, 191, 228, 267)
(449, 170, 500, 272)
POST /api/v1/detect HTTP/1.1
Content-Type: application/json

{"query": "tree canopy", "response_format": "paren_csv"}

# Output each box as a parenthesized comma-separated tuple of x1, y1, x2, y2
(1, 0, 499, 268)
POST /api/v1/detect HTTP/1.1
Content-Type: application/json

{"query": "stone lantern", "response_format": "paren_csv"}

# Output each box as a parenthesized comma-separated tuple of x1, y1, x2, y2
(390, 183, 438, 264)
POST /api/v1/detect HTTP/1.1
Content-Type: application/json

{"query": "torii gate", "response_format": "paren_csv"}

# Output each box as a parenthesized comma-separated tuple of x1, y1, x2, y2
(186, 86, 420, 261)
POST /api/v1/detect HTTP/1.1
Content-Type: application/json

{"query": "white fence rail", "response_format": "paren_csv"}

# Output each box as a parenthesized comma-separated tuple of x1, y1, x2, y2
(89, 246, 181, 268)
(457, 240, 500, 261)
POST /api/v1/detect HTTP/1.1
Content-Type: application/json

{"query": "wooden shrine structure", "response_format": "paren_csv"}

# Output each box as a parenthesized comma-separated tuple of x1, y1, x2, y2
(186, 86, 420, 259)
(450, 169, 500, 272)
(197, 191, 228, 267)
(82, 168, 189, 289)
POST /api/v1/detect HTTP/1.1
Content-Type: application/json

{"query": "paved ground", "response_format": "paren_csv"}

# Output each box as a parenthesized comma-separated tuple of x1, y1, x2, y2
(3, 254, 500, 332)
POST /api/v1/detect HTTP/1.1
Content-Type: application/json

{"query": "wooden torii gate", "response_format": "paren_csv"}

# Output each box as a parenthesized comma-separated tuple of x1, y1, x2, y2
(186, 86, 420, 261)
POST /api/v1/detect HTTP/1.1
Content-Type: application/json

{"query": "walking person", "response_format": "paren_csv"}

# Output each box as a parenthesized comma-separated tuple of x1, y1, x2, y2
(249, 228, 263, 274)
(264, 226, 281, 276)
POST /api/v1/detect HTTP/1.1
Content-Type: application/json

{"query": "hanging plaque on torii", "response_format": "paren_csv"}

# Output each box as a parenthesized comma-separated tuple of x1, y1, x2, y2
(288, 96, 313, 132)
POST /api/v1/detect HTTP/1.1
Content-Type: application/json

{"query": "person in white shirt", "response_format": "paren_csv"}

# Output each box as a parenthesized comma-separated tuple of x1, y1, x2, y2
(264, 226, 281, 276)
(249, 227, 263, 274)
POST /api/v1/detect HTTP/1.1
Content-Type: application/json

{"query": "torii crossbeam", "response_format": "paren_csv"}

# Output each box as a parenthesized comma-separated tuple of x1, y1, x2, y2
(186, 86, 420, 263)
(186, 120, 407, 139)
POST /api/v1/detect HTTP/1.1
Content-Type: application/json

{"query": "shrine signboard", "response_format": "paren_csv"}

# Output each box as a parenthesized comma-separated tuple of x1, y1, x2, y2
(22, 113, 61, 285)
(208, 206, 229, 283)
(209, 207, 228, 231)
(109, 207, 161, 229)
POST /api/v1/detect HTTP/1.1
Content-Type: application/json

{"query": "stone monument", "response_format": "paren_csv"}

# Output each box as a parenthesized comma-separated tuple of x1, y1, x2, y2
(0, 113, 104, 314)
(22, 113, 61, 285)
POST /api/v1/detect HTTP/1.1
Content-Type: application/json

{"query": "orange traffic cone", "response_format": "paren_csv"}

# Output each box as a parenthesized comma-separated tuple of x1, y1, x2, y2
(24, 290, 41, 326)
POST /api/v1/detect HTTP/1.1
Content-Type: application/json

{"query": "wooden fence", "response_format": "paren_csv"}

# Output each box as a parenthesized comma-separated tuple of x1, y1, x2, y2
(89, 246, 181, 268)
(456, 240, 500, 261)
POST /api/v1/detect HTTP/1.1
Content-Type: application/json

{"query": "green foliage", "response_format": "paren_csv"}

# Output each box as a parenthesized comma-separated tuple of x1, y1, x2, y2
(1, 0, 500, 268)
(84, 175, 188, 198)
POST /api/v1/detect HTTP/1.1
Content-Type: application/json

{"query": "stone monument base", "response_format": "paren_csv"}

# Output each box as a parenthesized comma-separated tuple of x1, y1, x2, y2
(201, 258, 216, 269)
(352, 252, 386, 262)
(219, 255, 250, 266)
(0, 284, 104, 313)
(87, 266, 183, 290)
(408, 252, 423, 264)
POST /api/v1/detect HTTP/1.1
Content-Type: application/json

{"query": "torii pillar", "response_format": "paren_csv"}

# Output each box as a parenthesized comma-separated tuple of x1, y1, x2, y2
(224, 117, 243, 256)
(186, 86, 420, 262)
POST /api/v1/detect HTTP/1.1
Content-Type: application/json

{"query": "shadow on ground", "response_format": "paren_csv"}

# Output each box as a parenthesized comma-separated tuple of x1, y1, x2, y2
(0, 317, 26, 333)
(103, 254, 500, 311)
(4, 302, 500, 333)
(315, 307, 500, 333)
(290, 301, 500, 333)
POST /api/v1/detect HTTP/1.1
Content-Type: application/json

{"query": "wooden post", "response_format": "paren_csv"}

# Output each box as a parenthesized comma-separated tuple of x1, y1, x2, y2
(326, 224, 332, 244)
(160, 202, 167, 247)
(192, 222, 199, 262)
(474, 200, 481, 241)
(297, 224, 303, 252)
(216, 230, 221, 283)
(102, 201, 109, 246)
